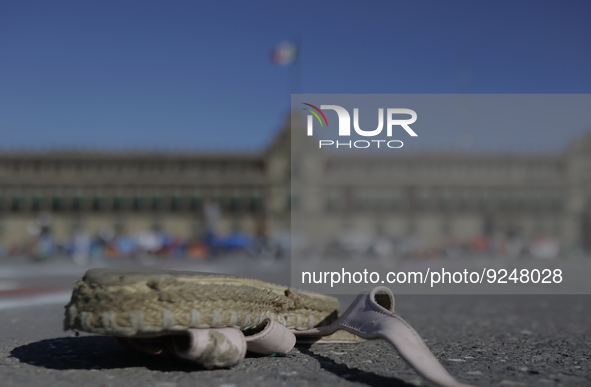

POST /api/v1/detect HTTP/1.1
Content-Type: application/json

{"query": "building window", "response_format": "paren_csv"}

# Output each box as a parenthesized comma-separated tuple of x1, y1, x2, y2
(229, 197, 241, 212)
(250, 197, 262, 212)
(190, 197, 202, 211)
(113, 197, 124, 211)
(479, 198, 489, 210)
(132, 197, 143, 211)
(391, 198, 399, 209)
(151, 197, 162, 211)
(418, 198, 428, 210)
(92, 197, 102, 211)
(170, 197, 181, 211)
(550, 198, 562, 211)
(72, 197, 83, 211)
(459, 198, 468, 211)
(52, 197, 64, 212)
(11, 198, 21, 212)
(32, 197, 42, 212)
(501, 197, 510, 210)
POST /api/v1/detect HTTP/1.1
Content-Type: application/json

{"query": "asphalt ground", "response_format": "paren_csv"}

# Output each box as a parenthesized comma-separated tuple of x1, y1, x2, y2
(0, 258, 590, 387)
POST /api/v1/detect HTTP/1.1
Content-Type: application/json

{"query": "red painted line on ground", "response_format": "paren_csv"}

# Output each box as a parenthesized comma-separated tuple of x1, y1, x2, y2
(0, 287, 68, 296)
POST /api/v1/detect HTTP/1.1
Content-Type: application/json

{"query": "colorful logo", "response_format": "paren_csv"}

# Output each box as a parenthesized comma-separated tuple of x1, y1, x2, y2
(302, 104, 418, 150)
(302, 103, 328, 127)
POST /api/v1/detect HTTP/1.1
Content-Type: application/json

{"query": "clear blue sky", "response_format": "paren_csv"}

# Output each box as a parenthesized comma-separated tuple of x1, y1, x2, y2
(2, 1, 590, 151)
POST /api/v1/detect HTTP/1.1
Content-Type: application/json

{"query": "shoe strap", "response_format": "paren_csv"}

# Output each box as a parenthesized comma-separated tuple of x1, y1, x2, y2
(244, 318, 296, 354)
(121, 286, 474, 386)
(121, 320, 297, 367)
(171, 327, 246, 368)
(293, 286, 474, 387)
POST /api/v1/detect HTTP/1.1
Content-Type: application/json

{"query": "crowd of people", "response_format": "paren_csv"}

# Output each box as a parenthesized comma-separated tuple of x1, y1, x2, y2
(0, 208, 579, 263)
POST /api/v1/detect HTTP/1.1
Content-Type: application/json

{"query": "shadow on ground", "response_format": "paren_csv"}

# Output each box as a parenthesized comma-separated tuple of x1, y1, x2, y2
(11, 337, 417, 386)
(10, 336, 203, 372)
(300, 345, 415, 387)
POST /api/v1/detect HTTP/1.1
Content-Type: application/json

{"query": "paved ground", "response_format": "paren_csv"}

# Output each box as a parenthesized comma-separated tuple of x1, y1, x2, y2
(0, 258, 590, 387)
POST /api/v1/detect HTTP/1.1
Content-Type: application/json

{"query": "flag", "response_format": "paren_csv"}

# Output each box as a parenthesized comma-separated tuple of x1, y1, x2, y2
(270, 41, 298, 66)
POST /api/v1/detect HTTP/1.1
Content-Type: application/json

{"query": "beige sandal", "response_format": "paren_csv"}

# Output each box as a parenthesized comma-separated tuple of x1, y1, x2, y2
(64, 268, 474, 387)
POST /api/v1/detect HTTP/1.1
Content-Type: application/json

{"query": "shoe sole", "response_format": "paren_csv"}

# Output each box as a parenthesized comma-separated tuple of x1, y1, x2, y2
(64, 268, 340, 338)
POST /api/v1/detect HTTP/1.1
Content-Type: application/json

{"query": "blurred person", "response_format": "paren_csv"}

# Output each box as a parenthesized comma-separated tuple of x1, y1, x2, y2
(203, 199, 220, 257)
(72, 229, 91, 265)
(28, 212, 55, 261)
(251, 215, 279, 262)
(35, 227, 54, 262)
(529, 234, 560, 260)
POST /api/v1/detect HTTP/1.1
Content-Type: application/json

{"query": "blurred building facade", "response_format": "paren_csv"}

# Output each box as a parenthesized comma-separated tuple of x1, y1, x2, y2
(1, 113, 591, 254)
(292, 114, 591, 254)
(0, 123, 291, 248)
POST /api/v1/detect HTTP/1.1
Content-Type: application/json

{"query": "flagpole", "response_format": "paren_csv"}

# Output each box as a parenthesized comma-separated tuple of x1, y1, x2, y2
(271, 39, 301, 101)
(290, 38, 301, 95)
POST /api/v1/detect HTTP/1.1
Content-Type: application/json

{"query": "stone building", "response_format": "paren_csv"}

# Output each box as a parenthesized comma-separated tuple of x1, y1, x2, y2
(292, 113, 591, 252)
(0, 113, 590, 253)
(0, 121, 291, 247)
